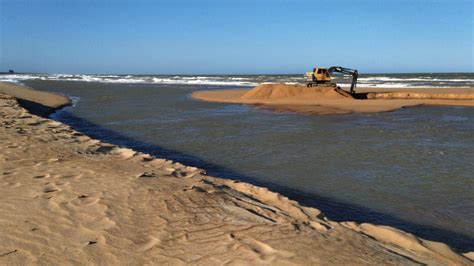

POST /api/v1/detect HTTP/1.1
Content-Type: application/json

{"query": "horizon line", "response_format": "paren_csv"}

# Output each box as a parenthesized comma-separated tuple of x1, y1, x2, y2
(2, 71, 473, 76)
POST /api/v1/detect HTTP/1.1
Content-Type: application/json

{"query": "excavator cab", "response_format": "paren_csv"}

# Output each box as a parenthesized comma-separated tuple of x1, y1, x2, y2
(305, 67, 331, 87)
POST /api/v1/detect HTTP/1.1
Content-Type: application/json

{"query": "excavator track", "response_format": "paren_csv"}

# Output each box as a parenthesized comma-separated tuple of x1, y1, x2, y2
(306, 82, 337, 88)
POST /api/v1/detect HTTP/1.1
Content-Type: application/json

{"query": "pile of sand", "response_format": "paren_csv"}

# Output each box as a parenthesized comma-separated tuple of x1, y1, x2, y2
(241, 83, 345, 100)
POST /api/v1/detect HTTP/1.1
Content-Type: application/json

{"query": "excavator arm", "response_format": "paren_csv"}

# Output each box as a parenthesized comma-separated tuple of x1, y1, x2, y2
(328, 66, 358, 94)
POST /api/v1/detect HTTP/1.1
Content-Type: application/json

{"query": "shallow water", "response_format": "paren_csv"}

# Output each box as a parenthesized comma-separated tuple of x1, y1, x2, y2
(25, 80, 474, 251)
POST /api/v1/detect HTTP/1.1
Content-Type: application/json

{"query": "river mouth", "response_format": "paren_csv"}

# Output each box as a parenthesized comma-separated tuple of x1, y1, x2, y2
(25, 80, 474, 252)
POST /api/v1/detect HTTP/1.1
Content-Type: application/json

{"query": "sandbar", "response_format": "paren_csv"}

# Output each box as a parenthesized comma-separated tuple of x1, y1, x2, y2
(192, 84, 474, 115)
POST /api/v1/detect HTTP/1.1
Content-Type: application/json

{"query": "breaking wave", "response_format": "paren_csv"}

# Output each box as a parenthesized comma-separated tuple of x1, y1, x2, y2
(0, 73, 473, 88)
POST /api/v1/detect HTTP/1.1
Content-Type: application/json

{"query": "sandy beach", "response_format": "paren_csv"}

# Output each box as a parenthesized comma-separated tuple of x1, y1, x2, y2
(192, 84, 474, 115)
(1, 82, 473, 264)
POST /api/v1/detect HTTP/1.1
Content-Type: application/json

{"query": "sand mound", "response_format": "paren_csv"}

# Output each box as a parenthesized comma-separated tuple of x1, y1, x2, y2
(241, 83, 346, 100)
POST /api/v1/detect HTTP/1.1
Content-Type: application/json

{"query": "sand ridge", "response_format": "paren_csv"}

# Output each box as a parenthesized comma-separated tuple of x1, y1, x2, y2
(0, 83, 473, 264)
(192, 83, 474, 115)
(0, 82, 70, 116)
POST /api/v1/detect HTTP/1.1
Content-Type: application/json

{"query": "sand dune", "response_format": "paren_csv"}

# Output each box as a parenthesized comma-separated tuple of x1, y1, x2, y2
(192, 83, 474, 115)
(1, 83, 473, 264)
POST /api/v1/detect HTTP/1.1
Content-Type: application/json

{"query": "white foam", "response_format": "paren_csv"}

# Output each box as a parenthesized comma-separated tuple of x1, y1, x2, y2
(358, 77, 474, 82)
(0, 73, 472, 88)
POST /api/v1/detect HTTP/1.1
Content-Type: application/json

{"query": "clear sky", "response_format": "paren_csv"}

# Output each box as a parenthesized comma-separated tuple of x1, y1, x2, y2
(0, 0, 472, 74)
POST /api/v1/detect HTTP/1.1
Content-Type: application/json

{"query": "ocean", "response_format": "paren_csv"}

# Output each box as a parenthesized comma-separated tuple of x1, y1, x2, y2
(1, 72, 473, 88)
(1, 73, 473, 251)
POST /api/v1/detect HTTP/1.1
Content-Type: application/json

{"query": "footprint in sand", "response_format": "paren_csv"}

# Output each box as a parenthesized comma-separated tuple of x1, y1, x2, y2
(33, 173, 51, 179)
(113, 148, 136, 159)
(43, 183, 60, 193)
(65, 173, 83, 180)
(48, 158, 61, 163)
(18, 114, 33, 119)
(42, 180, 68, 193)
(54, 180, 70, 187)
(229, 234, 294, 260)
(26, 119, 45, 126)
(2, 182, 22, 188)
(139, 236, 161, 251)
(74, 136, 90, 143)
(71, 194, 100, 206)
(46, 121, 62, 128)
(137, 172, 156, 178)
(7, 144, 20, 149)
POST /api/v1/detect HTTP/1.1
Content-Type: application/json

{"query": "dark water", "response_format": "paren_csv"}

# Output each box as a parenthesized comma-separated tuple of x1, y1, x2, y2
(24, 80, 474, 252)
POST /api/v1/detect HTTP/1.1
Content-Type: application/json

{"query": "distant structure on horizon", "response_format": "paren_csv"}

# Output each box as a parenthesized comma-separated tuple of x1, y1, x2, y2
(8, 70, 14, 73)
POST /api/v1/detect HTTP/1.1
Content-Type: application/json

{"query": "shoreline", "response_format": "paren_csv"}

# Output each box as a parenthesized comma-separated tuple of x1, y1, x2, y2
(1, 82, 473, 264)
(192, 84, 474, 115)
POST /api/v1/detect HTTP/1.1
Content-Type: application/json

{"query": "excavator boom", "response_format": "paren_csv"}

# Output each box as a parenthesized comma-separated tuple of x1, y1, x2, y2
(327, 66, 358, 94)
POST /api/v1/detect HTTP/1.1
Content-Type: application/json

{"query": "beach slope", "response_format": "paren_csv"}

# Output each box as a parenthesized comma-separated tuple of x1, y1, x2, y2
(0, 82, 70, 116)
(1, 83, 473, 264)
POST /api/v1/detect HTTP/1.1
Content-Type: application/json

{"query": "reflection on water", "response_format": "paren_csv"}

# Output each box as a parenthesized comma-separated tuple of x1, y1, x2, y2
(27, 80, 474, 251)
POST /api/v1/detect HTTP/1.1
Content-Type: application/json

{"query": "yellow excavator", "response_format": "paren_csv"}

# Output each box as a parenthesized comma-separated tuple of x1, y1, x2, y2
(305, 66, 358, 94)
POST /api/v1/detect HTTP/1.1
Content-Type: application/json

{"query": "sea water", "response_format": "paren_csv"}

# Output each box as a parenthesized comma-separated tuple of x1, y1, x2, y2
(1, 72, 473, 88)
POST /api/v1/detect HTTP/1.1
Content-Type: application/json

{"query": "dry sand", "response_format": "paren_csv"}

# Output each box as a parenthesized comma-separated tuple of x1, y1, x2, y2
(192, 83, 474, 115)
(0, 82, 70, 116)
(1, 82, 473, 264)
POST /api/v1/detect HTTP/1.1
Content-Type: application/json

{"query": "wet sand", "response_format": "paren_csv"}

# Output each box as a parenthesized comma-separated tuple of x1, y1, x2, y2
(192, 84, 474, 115)
(1, 82, 473, 264)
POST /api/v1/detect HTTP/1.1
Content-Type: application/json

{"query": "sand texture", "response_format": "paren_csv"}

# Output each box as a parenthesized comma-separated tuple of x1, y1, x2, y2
(1, 83, 473, 264)
(192, 84, 474, 115)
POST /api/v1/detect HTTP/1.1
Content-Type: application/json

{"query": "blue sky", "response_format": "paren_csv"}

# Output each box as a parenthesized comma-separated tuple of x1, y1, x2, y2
(0, 0, 472, 74)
